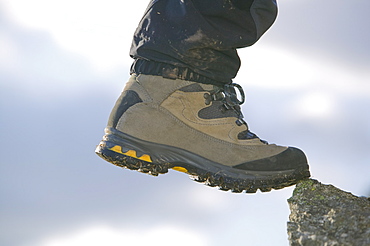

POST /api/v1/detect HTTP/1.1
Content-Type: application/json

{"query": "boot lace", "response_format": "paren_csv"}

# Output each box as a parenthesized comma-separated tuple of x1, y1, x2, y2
(204, 83, 267, 143)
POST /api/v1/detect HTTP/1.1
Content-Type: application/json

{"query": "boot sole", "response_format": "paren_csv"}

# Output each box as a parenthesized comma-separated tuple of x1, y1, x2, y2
(95, 128, 310, 193)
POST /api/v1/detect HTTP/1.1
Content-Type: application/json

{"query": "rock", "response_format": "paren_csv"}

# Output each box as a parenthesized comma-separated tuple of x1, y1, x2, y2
(287, 179, 370, 246)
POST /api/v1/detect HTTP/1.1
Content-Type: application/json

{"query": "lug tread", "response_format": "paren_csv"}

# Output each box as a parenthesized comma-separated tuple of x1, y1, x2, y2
(95, 143, 310, 194)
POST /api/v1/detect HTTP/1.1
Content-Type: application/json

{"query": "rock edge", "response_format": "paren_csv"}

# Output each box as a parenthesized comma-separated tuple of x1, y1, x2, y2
(287, 179, 370, 246)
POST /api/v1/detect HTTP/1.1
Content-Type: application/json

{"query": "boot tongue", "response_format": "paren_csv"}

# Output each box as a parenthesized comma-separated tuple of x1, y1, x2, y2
(208, 83, 268, 143)
(238, 130, 258, 140)
(198, 100, 241, 119)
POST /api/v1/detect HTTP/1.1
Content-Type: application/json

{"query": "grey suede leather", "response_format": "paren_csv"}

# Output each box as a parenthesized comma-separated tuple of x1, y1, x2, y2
(116, 74, 287, 166)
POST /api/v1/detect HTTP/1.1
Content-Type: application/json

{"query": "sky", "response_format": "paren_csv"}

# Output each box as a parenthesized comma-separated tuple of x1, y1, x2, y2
(0, 0, 369, 246)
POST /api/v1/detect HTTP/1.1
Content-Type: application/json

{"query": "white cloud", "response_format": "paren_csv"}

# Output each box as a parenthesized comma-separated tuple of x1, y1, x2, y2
(0, 30, 20, 73)
(238, 46, 314, 89)
(294, 91, 336, 120)
(38, 225, 208, 246)
(238, 45, 370, 94)
(2, 0, 148, 72)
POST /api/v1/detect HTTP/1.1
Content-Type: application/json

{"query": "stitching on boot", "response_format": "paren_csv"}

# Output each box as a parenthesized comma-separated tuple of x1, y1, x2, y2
(156, 105, 257, 150)
(134, 75, 153, 102)
(165, 91, 235, 126)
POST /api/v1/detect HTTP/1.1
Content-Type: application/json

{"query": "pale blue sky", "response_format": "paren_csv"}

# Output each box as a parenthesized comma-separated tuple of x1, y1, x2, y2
(1, 1, 369, 245)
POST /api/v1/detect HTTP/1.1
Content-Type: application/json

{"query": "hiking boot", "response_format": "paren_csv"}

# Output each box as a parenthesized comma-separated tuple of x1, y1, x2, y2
(95, 74, 310, 193)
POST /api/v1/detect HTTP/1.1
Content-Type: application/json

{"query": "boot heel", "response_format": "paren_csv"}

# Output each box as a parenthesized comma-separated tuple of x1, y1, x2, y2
(95, 140, 169, 176)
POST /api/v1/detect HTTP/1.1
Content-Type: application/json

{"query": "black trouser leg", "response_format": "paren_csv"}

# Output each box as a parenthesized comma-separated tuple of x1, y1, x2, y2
(130, 0, 278, 85)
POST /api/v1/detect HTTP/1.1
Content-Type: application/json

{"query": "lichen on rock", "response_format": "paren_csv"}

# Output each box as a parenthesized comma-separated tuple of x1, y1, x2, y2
(287, 179, 370, 246)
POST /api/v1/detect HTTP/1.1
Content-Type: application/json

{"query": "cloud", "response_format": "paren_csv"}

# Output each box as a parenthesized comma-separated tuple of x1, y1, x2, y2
(1, 0, 148, 72)
(0, 11, 126, 101)
(38, 225, 209, 246)
(294, 92, 336, 119)
(265, 0, 370, 69)
(1, 2, 369, 246)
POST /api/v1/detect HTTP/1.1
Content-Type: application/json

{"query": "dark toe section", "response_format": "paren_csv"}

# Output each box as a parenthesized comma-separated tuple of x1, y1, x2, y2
(233, 147, 308, 172)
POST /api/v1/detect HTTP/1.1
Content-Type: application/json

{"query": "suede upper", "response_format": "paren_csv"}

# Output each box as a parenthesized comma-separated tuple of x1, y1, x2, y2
(114, 74, 289, 167)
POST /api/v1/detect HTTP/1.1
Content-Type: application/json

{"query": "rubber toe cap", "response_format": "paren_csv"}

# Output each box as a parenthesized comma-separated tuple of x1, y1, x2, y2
(233, 147, 308, 172)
